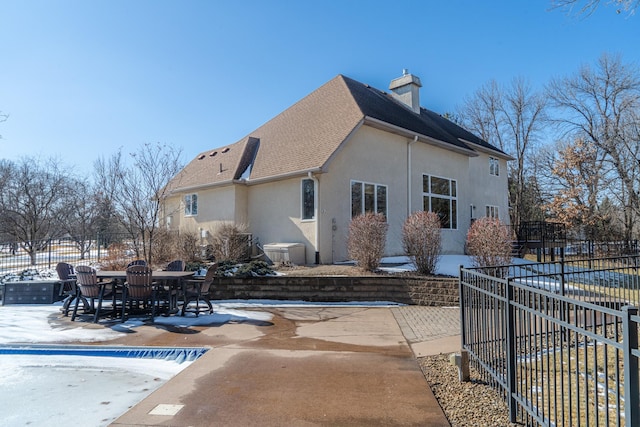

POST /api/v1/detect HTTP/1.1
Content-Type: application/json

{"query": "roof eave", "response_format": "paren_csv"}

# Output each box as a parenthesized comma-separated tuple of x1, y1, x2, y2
(234, 167, 324, 186)
(459, 139, 515, 161)
(363, 116, 479, 157)
(169, 179, 235, 194)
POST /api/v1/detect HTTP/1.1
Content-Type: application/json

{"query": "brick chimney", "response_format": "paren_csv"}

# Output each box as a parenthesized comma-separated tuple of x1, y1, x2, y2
(389, 69, 422, 114)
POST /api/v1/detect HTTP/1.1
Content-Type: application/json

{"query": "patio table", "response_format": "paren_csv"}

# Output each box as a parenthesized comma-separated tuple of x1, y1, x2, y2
(96, 270, 195, 315)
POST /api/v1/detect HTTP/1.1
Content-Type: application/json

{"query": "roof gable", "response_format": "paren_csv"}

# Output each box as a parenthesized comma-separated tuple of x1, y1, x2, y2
(168, 74, 507, 192)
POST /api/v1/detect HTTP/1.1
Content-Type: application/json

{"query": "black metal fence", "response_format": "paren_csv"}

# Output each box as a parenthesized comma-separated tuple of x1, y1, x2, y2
(0, 236, 135, 278)
(460, 256, 640, 426)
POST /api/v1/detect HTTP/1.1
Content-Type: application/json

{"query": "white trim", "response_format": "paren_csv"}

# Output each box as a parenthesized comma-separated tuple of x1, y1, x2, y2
(350, 179, 388, 219)
(422, 174, 458, 230)
(300, 177, 316, 221)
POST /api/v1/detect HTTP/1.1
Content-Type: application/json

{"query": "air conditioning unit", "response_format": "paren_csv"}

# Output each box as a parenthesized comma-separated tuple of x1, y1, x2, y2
(263, 243, 306, 265)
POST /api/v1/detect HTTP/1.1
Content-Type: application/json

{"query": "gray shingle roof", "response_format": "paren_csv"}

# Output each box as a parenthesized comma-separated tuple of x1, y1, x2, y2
(167, 74, 506, 192)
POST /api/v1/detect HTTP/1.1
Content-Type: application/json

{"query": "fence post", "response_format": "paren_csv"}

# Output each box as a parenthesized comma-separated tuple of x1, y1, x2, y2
(505, 277, 517, 423)
(47, 239, 52, 269)
(560, 258, 567, 343)
(458, 265, 466, 349)
(96, 233, 101, 263)
(623, 306, 639, 427)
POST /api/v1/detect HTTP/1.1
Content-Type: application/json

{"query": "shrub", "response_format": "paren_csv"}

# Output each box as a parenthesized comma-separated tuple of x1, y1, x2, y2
(211, 223, 251, 263)
(466, 217, 512, 275)
(215, 260, 276, 277)
(176, 230, 201, 262)
(101, 242, 131, 270)
(402, 211, 441, 275)
(150, 228, 202, 265)
(347, 213, 388, 272)
(152, 228, 177, 264)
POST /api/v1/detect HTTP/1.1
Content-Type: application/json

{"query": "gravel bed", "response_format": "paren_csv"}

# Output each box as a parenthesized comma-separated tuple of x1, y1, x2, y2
(418, 354, 520, 427)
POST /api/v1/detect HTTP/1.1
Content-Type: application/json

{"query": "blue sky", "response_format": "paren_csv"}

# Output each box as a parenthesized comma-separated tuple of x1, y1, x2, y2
(0, 1, 637, 174)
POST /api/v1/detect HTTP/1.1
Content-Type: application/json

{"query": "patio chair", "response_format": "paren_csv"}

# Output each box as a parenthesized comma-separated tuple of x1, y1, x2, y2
(56, 262, 86, 316)
(126, 259, 147, 268)
(157, 259, 185, 313)
(72, 266, 117, 323)
(165, 259, 185, 271)
(122, 265, 156, 323)
(181, 264, 216, 316)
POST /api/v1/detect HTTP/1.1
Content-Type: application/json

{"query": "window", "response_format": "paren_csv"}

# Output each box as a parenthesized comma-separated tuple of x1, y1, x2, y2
(302, 178, 315, 220)
(490, 157, 500, 176)
(423, 175, 457, 229)
(351, 180, 387, 218)
(486, 205, 499, 219)
(184, 194, 198, 216)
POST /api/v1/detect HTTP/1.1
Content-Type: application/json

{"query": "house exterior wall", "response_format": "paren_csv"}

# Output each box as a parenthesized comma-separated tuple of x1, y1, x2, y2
(318, 125, 408, 262)
(166, 129, 510, 265)
(163, 184, 249, 238)
(407, 135, 472, 255)
(467, 152, 511, 225)
(245, 178, 317, 263)
(318, 125, 477, 262)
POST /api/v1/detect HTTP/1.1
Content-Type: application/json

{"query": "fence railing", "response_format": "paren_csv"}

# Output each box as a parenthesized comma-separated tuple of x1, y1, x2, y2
(0, 235, 138, 278)
(460, 256, 640, 427)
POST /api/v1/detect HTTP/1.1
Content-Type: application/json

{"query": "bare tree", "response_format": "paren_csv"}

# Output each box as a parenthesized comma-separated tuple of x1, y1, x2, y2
(547, 53, 640, 240)
(57, 178, 102, 259)
(0, 157, 72, 265)
(95, 142, 184, 265)
(0, 111, 7, 139)
(458, 77, 547, 228)
(551, 0, 639, 15)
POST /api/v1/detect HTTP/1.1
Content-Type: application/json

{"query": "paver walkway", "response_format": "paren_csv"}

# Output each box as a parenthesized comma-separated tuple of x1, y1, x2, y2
(392, 306, 461, 358)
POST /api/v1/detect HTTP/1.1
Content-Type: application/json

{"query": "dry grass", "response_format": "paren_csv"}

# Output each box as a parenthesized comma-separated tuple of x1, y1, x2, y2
(272, 263, 386, 277)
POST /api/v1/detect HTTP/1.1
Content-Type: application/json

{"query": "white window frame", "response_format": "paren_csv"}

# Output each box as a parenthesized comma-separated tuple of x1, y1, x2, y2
(489, 157, 500, 176)
(184, 193, 198, 216)
(422, 174, 457, 230)
(350, 180, 387, 218)
(301, 178, 316, 221)
(486, 205, 499, 219)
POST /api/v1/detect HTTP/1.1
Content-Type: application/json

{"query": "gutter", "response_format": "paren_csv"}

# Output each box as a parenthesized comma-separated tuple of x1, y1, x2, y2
(363, 116, 479, 157)
(234, 167, 323, 186)
(407, 135, 418, 216)
(458, 138, 515, 161)
(171, 167, 323, 194)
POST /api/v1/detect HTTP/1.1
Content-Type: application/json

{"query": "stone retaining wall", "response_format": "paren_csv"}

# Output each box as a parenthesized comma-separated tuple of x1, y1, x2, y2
(211, 275, 459, 306)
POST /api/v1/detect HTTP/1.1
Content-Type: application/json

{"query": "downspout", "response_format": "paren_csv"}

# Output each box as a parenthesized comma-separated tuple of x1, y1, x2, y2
(308, 171, 320, 264)
(407, 135, 418, 216)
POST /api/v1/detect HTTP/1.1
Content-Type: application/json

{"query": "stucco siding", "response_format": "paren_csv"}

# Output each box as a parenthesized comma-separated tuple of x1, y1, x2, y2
(467, 153, 510, 225)
(408, 133, 472, 254)
(166, 127, 509, 264)
(246, 178, 316, 264)
(166, 185, 247, 238)
(319, 126, 408, 262)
